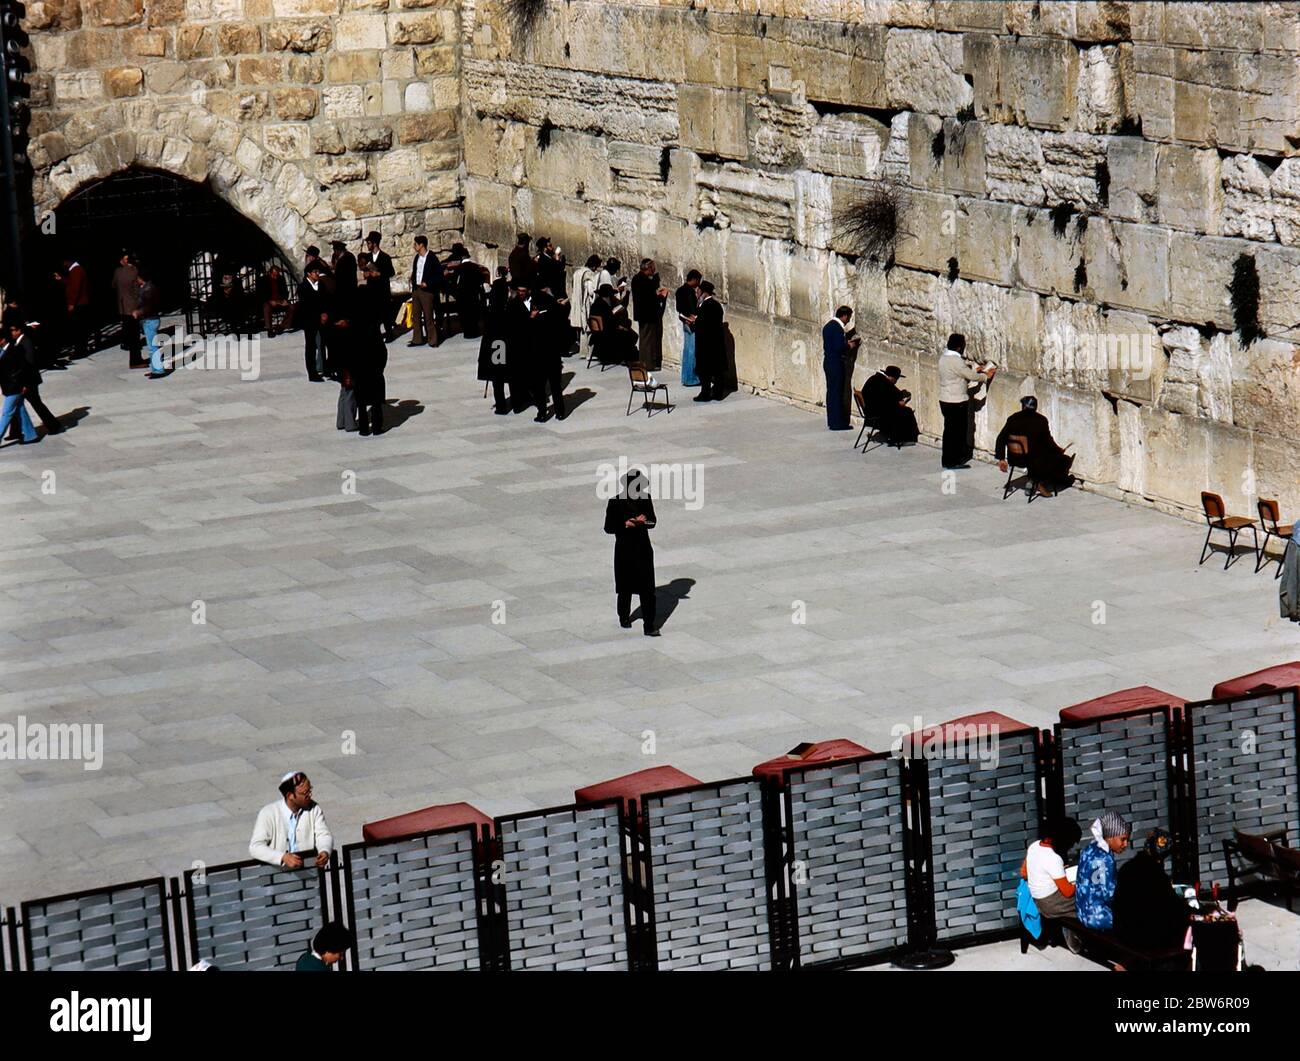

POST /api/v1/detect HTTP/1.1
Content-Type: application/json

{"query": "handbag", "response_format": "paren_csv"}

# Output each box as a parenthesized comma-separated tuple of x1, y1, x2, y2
(396, 299, 413, 328)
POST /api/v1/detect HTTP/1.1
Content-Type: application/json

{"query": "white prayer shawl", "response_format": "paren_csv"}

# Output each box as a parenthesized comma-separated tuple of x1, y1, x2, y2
(569, 266, 592, 328)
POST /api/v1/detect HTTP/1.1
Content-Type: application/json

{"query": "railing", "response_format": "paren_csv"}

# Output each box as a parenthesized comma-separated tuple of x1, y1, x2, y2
(3, 688, 1297, 970)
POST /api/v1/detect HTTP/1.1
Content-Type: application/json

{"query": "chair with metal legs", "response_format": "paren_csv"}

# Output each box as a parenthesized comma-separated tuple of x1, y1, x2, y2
(1002, 435, 1036, 501)
(852, 389, 884, 453)
(1255, 498, 1293, 577)
(1199, 491, 1258, 569)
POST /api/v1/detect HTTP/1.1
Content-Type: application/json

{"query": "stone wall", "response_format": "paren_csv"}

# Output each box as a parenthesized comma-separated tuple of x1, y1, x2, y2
(24, 0, 464, 265)
(460, 0, 1300, 521)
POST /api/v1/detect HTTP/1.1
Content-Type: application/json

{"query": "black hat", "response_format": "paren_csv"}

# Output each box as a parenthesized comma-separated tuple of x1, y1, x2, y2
(330, 240, 346, 250)
(884, 365, 904, 379)
(306, 245, 320, 257)
(366, 230, 382, 244)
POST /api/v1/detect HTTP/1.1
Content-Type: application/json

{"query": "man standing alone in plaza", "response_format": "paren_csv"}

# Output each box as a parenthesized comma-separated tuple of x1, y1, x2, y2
(938, 332, 995, 468)
(822, 305, 859, 431)
(631, 259, 668, 371)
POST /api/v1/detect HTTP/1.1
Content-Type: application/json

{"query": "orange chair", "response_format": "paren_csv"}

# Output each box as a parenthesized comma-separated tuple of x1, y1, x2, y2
(1255, 498, 1293, 577)
(1199, 491, 1257, 569)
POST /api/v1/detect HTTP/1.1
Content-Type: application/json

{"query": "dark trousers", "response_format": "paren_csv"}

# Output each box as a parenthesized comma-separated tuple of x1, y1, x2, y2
(66, 307, 90, 359)
(532, 364, 565, 418)
(491, 377, 508, 410)
(263, 301, 294, 334)
(637, 316, 663, 371)
(411, 289, 437, 345)
(304, 328, 327, 379)
(824, 354, 849, 429)
(618, 589, 657, 630)
(120, 314, 143, 363)
(940, 400, 973, 467)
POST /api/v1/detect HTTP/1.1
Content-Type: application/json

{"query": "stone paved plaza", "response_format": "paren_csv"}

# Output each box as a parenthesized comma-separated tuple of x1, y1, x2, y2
(3, 326, 1298, 940)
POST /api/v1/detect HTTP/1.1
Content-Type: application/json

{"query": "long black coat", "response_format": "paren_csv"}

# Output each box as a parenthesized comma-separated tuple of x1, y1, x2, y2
(504, 297, 538, 391)
(604, 497, 657, 593)
(995, 408, 1072, 484)
(477, 279, 510, 382)
(694, 296, 725, 376)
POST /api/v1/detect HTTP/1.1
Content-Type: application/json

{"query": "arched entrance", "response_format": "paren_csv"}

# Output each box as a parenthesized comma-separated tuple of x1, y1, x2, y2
(31, 167, 295, 345)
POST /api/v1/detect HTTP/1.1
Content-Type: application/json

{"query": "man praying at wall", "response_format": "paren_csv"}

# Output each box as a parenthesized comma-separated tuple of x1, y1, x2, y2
(995, 394, 1075, 498)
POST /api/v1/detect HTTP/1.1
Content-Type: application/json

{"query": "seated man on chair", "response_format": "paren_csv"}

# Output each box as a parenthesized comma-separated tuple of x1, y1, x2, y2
(862, 365, 919, 446)
(995, 395, 1075, 497)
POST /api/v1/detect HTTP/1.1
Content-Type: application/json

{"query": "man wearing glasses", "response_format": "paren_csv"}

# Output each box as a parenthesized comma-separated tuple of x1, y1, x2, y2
(249, 771, 333, 868)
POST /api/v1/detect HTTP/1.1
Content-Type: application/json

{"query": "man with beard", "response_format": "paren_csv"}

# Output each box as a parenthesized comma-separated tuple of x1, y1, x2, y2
(862, 365, 919, 446)
(693, 280, 725, 401)
(631, 259, 668, 371)
(363, 231, 396, 342)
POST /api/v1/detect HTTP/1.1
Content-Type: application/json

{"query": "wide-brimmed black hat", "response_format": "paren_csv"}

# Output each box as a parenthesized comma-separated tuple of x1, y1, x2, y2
(884, 365, 904, 379)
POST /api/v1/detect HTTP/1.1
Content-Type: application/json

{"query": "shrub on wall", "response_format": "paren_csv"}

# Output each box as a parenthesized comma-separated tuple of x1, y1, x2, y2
(1230, 253, 1264, 347)
(833, 181, 910, 270)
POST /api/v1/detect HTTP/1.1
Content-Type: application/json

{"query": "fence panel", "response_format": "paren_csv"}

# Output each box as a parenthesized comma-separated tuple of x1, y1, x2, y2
(341, 827, 483, 971)
(495, 803, 628, 970)
(924, 730, 1041, 945)
(185, 860, 327, 970)
(22, 878, 171, 971)
(643, 778, 771, 970)
(1058, 708, 1174, 839)
(784, 754, 909, 967)
(1187, 690, 1300, 883)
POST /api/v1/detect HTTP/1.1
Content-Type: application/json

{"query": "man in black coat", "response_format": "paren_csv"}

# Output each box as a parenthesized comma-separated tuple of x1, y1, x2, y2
(363, 231, 395, 342)
(477, 268, 512, 414)
(297, 262, 336, 381)
(529, 288, 567, 422)
(504, 282, 538, 414)
(604, 470, 658, 635)
(1113, 829, 1191, 957)
(631, 259, 668, 371)
(330, 242, 358, 304)
(995, 395, 1075, 497)
(862, 365, 919, 445)
(692, 280, 725, 401)
(5, 315, 62, 435)
(0, 325, 39, 445)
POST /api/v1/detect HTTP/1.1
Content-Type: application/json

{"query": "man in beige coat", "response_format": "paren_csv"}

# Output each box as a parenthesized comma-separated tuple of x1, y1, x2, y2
(249, 771, 333, 868)
(938, 332, 996, 468)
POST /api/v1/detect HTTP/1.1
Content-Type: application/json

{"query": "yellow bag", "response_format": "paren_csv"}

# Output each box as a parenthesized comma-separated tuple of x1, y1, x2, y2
(397, 299, 413, 329)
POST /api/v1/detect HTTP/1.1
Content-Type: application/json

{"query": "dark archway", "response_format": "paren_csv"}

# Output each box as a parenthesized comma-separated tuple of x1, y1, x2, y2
(30, 167, 294, 351)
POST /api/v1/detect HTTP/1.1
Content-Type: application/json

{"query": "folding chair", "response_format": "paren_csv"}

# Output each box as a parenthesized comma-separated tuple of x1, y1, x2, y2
(1199, 491, 1258, 569)
(627, 362, 671, 417)
(1002, 435, 1036, 501)
(1255, 498, 1293, 576)
(1223, 826, 1286, 910)
(852, 389, 883, 452)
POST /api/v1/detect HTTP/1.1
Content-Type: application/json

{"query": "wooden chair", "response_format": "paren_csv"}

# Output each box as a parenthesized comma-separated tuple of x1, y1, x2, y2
(1223, 826, 1297, 912)
(627, 362, 671, 417)
(852, 389, 884, 452)
(1199, 492, 1258, 569)
(1002, 435, 1036, 501)
(1255, 498, 1293, 577)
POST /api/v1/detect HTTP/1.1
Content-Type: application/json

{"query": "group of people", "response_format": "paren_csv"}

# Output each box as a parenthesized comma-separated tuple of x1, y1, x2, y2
(1020, 810, 1196, 965)
(822, 321, 1076, 496)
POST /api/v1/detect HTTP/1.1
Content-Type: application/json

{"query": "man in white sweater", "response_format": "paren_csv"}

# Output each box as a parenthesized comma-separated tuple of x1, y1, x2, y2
(937, 332, 996, 469)
(249, 771, 333, 868)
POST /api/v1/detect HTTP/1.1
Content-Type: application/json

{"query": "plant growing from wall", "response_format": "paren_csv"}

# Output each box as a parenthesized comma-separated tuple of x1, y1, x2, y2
(505, 0, 547, 38)
(1049, 201, 1076, 238)
(1073, 259, 1088, 293)
(1095, 159, 1110, 207)
(931, 127, 945, 163)
(1230, 253, 1264, 346)
(536, 117, 555, 151)
(833, 180, 910, 269)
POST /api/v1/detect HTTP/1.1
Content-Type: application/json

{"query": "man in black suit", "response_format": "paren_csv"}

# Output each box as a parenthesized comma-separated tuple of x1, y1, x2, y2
(330, 241, 357, 305)
(363, 231, 396, 342)
(530, 287, 567, 422)
(408, 235, 440, 347)
(863, 365, 919, 445)
(304, 245, 332, 279)
(505, 283, 537, 414)
(996, 395, 1075, 497)
(4, 314, 62, 435)
(693, 280, 725, 401)
(297, 261, 335, 381)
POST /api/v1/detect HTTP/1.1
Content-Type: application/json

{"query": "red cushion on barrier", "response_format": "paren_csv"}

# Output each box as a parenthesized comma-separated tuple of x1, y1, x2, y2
(1211, 662, 1300, 700)
(752, 739, 874, 781)
(362, 802, 493, 844)
(1059, 685, 1187, 723)
(575, 766, 701, 810)
(899, 711, 1034, 755)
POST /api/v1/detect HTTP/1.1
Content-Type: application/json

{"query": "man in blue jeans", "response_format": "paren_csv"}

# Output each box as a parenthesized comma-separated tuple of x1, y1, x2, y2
(134, 268, 167, 378)
(675, 270, 701, 387)
(0, 331, 38, 446)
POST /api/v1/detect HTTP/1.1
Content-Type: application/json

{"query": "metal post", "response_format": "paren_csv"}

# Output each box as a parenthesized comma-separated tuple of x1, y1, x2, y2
(0, 4, 24, 295)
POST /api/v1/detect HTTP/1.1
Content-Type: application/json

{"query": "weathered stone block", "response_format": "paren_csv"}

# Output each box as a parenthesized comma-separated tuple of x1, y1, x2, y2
(884, 28, 972, 113)
(217, 22, 261, 55)
(239, 58, 284, 85)
(1000, 36, 1078, 130)
(88, 0, 143, 27)
(103, 66, 144, 98)
(267, 20, 334, 52)
(336, 12, 387, 51)
(1156, 144, 1222, 233)
(273, 87, 318, 121)
(1105, 135, 1157, 223)
(388, 12, 442, 45)
(264, 123, 310, 160)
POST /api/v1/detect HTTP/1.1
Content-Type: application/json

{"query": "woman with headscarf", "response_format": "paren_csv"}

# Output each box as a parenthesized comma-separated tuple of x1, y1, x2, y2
(1074, 810, 1131, 930)
(1113, 828, 1191, 955)
(604, 470, 659, 636)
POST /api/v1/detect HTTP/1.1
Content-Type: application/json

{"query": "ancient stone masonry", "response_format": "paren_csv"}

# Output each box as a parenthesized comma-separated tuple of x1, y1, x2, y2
(22, 0, 1300, 522)
(460, 0, 1300, 522)
(24, 0, 464, 275)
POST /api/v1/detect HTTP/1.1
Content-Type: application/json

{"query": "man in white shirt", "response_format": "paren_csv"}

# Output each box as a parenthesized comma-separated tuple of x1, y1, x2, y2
(249, 771, 333, 868)
(408, 235, 439, 347)
(937, 331, 995, 468)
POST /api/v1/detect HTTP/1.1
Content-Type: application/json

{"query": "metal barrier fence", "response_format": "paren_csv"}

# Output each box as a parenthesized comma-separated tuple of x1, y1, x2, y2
(1184, 689, 1300, 884)
(7, 699, 1299, 970)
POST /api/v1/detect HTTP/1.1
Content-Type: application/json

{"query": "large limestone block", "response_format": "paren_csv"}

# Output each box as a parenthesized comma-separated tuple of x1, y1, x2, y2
(1167, 232, 1240, 331)
(698, 163, 795, 241)
(961, 32, 1003, 122)
(884, 28, 971, 114)
(1041, 132, 1107, 209)
(87, 0, 143, 26)
(1155, 144, 1222, 233)
(794, 170, 833, 250)
(906, 113, 945, 192)
(1015, 208, 1083, 297)
(956, 198, 1024, 286)
(103, 66, 144, 98)
(465, 176, 515, 247)
(1160, 325, 1234, 422)
(1222, 154, 1277, 243)
(1105, 135, 1157, 223)
(1173, 48, 1300, 156)
(941, 119, 986, 197)
(336, 12, 387, 50)
(1256, 243, 1300, 333)
(893, 188, 958, 273)
(983, 123, 1044, 206)
(931, 277, 1041, 375)
(263, 123, 310, 160)
(1253, 434, 1300, 522)
(886, 265, 940, 353)
(1074, 44, 1130, 133)
(267, 19, 334, 52)
(1000, 36, 1078, 130)
(1138, 403, 1213, 510)
(1081, 219, 1170, 318)
(526, 128, 610, 201)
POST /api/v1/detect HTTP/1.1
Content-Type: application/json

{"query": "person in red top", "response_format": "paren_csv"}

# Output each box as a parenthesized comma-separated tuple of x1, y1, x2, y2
(55, 256, 91, 359)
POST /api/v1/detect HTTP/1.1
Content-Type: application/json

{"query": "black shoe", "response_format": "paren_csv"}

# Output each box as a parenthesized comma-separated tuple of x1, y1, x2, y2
(359, 425, 371, 436)
(619, 619, 633, 629)
(556, 411, 567, 421)
(712, 392, 726, 401)
(408, 341, 427, 348)
(18, 437, 40, 445)
(494, 406, 510, 415)
(146, 372, 168, 379)
(533, 413, 548, 423)
(308, 375, 324, 382)
(644, 627, 661, 637)
(693, 393, 711, 402)
(942, 463, 971, 470)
